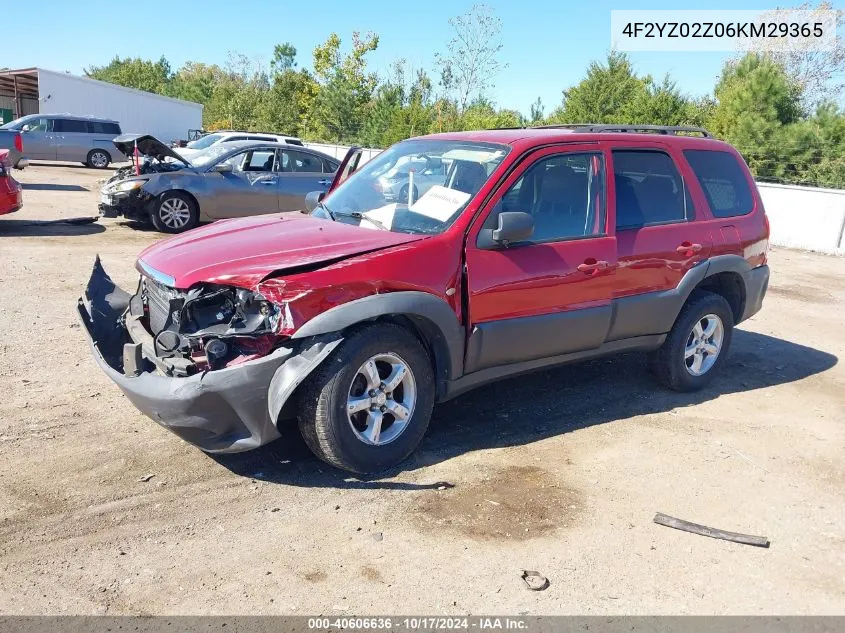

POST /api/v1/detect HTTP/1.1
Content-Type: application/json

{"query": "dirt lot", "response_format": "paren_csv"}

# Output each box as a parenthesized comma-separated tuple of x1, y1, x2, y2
(1, 162, 844, 615)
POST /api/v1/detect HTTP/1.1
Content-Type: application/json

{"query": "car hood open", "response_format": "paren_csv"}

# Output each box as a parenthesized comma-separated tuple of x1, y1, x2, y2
(112, 134, 192, 166)
(136, 215, 427, 289)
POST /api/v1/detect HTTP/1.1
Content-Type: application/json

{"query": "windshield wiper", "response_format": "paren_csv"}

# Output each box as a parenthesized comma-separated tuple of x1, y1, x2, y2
(332, 210, 390, 231)
(316, 200, 336, 221)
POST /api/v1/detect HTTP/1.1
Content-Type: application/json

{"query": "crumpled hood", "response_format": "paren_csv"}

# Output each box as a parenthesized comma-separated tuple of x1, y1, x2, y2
(136, 214, 426, 289)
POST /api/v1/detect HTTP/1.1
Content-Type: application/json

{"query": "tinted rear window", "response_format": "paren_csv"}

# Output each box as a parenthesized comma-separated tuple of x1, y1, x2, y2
(86, 121, 120, 134)
(612, 150, 694, 229)
(54, 119, 87, 133)
(683, 150, 754, 218)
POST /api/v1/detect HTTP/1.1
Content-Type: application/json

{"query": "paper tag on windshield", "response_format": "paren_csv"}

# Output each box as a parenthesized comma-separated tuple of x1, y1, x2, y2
(409, 186, 471, 222)
(359, 203, 397, 231)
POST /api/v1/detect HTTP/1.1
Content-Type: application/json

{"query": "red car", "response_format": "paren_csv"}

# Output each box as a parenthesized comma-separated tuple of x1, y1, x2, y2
(0, 150, 22, 215)
(80, 124, 770, 474)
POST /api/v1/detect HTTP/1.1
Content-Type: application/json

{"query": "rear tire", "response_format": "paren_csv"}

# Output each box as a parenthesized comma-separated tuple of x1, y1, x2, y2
(650, 290, 734, 392)
(86, 149, 111, 169)
(297, 323, 435, 474)
(150, 191, 198, 234)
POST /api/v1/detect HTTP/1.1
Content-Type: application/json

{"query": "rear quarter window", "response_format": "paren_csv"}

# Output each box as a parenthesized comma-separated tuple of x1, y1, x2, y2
(683, 149, 754, 218)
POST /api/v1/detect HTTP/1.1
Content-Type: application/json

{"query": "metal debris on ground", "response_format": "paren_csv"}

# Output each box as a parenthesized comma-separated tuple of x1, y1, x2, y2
(138, 474, 155, 482)
(653, 512, 770, 548)
(520, 570, 549, 591)
(434, 482, 455, 490)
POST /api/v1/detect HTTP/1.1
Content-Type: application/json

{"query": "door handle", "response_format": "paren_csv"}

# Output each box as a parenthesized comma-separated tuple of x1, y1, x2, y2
(318, 178, 331, 185)
(676, 242, 703, 254)
(260, 179, 277, 185)
(577, 259, 610, 274)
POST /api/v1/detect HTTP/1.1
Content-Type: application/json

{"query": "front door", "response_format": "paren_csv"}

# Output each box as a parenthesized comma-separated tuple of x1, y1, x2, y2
(204, 148, 280, 218)
(464, 145, 617, 373)
(277, 149, 333, 212)
(20, 117, 55, 160)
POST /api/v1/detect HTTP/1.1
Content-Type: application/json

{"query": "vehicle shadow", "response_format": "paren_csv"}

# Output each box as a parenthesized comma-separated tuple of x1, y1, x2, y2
(209, 330, 837, 488)
(20, 183, 89, 192)
(0, 217, 105, 236)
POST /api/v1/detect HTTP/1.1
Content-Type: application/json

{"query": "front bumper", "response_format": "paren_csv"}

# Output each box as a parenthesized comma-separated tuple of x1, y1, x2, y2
(98, 190, 150, 220)
(77, 258, 340, 453)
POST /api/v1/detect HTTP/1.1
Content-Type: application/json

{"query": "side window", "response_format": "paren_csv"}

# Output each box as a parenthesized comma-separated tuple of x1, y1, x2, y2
(224, 136, 246, 142)
(247, 136, 274, 142)
(241, 149, 276, 172)
(280, 151, 322, 173)
(25, 117, 49, 132)
(323, 159, 339, 173)
(683, 149, 754, 218)
(612, 150, 693, 229)
(87, 121, 105, 133)
(55, 119, 87, 133)
(104, 122, 121, 135)
(485, 152, 606, 242)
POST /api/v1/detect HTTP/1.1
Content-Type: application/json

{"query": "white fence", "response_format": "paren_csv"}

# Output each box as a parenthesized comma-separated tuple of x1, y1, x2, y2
(304, 143, 845, 256)
(757, 182, 845, 256)
(304, 142, 382, 164)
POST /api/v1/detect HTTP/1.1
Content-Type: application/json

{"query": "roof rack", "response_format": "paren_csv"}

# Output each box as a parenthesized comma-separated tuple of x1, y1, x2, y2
(533, 123, 712, 138)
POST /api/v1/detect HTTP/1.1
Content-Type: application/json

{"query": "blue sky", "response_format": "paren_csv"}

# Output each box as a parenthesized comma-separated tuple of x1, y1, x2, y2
(3, 0, 841, 115)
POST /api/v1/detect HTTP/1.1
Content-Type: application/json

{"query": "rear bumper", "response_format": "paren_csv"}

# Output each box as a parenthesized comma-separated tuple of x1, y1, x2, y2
(741, 264, 770, 322)
(77, 258, 340, 453)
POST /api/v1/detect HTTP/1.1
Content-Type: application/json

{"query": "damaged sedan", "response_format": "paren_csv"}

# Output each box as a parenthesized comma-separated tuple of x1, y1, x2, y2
(100, 134, 339, 233)
(80, 128, 770, 474)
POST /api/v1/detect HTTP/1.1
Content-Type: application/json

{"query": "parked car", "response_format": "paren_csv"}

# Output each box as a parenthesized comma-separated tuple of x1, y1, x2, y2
(375, 154, 450, 203)
(0, 114, 124, 168)
(99, 134, 339, 232)
(79, 124, 770, 474)
(0, 150, 22, 215)
(0, 127, 27, 169)
(175, 130, 304, 161)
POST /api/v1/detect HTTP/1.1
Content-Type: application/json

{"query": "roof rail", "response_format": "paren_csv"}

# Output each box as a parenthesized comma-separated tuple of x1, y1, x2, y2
(533, 123, 712, 138)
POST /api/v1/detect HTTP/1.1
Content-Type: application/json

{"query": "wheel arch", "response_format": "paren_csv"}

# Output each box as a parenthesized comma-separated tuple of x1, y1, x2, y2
(290, 291, 465, 399)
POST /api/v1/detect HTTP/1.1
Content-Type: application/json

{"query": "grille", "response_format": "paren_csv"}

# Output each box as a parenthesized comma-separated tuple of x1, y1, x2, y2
(143, 278, 184, 335)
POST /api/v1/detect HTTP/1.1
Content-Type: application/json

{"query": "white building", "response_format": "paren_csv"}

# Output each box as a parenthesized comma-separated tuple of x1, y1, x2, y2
(0, 67, 203, 142)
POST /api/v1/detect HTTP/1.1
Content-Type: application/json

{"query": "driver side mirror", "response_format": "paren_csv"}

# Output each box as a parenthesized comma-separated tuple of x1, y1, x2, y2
(213, 162, 232, 173)
(492, 212, 534, 246)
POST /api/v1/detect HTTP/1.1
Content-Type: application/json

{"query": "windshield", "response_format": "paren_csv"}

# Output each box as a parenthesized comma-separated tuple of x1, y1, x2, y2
(0, 115, 36, 130)
(312, 139, 509, 235)
(190, 144, 234, 167)
(187, 133, 224, 150)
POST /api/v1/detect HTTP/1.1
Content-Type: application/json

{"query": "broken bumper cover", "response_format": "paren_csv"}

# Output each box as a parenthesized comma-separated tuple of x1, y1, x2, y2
(98, 190, 151, 220)
(77, 258, 340, 453)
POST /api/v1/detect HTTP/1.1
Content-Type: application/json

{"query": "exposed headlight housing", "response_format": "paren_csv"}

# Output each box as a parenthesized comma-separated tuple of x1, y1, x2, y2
(110, 179, 148, 193)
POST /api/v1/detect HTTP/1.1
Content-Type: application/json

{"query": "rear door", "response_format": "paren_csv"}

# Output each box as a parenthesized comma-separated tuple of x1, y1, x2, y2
(54, 118, 91, 162)
(463, 144, 617, 373)
(277, 149, 334, 211)
(607, 143, 715, 340)
(203, 148, 280, 218)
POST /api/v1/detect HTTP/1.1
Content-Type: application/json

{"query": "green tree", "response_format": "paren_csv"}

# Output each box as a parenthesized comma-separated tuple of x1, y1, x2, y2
(85, 56, 173, 94)
(310, 32, 380, 142)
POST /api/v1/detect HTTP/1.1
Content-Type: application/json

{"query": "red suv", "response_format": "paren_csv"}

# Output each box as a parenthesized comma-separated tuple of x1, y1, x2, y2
(79, 125, 770, 474)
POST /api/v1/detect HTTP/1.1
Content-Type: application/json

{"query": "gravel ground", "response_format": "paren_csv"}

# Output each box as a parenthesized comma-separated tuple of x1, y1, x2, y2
(0, 162, 843, 615)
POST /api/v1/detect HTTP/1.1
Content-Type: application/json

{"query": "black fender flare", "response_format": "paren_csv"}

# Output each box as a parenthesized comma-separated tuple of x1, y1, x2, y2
(291, 291, 465, 392)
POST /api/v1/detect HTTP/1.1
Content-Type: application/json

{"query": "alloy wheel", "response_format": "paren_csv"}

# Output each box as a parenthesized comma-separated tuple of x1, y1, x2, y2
(684, 313, 724, 376)
(159, 198, 191, 230)
(91, 152, 109, 168)
(346, 352, 417, 445)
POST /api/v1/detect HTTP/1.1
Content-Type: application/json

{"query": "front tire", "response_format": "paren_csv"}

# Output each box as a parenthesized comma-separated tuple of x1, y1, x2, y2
(297, 323, 435, 474)
(651, 290, 734, 392)
(86, 149, 111, 169)
(150, 191, 198, 233)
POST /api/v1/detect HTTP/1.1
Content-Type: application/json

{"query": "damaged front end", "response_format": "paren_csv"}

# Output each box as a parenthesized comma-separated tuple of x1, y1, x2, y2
(77, 258, 340, 452)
